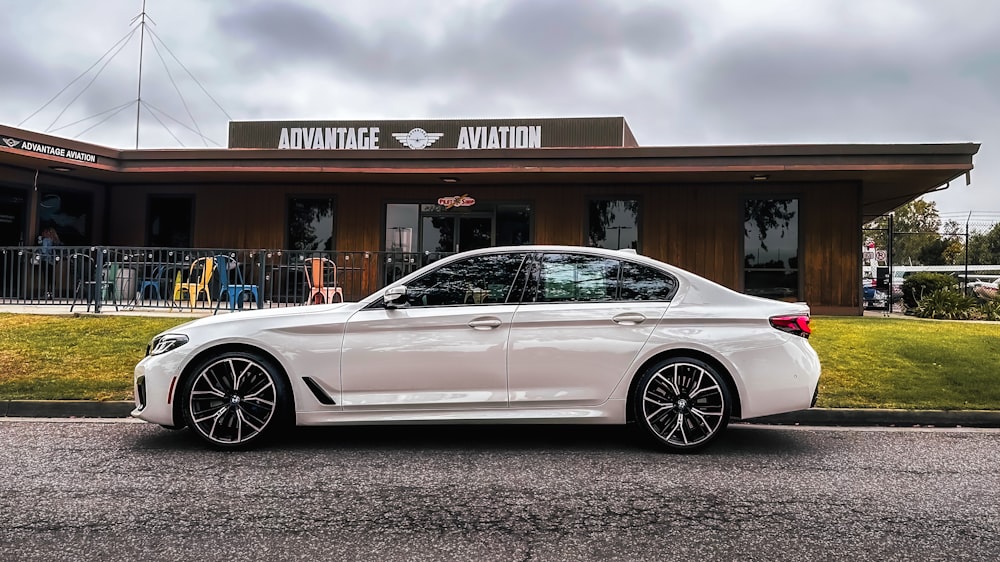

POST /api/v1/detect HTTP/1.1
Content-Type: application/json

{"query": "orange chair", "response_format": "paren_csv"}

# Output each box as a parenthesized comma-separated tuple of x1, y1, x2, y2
(304, 257, 343, 304)
(175, 257, 215, 310)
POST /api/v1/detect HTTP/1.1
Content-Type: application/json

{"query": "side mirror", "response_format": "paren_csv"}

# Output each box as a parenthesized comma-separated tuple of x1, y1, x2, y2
(384, 285, 407, 309)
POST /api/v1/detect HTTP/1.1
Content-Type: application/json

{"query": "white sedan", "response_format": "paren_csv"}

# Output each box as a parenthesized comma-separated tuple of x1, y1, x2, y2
(133, 245, 821, 452)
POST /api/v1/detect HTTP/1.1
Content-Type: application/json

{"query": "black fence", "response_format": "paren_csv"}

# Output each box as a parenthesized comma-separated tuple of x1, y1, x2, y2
(0, 246, 451, 313)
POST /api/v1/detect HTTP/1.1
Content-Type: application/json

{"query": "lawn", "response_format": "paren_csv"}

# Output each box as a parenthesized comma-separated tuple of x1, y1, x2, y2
(0, 314, 191, 401)
(0, 313, 998, 409)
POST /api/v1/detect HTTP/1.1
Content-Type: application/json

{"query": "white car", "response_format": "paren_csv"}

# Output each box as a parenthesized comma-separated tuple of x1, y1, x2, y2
(133, 245, 821, 452)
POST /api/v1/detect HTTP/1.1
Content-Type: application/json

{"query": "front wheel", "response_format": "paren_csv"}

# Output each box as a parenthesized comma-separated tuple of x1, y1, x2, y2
(634, 357, 731, 452)
(181, 351, 290, 449)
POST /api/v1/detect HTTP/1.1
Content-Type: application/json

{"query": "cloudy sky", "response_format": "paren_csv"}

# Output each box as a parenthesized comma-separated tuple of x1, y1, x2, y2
(2, 0, 998, 220)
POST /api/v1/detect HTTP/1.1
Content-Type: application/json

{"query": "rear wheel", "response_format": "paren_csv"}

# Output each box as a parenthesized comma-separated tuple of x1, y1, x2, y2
(634, 357, 731, 452)
(181, 351, 289, 449)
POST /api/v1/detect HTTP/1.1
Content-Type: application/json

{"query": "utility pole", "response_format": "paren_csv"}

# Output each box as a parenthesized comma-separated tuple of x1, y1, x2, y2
(133, 0, 149, 149)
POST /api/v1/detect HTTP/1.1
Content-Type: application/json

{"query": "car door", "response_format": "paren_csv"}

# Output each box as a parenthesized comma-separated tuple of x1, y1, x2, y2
(340, 252, 527, 410)
(507, 252, 677, 407)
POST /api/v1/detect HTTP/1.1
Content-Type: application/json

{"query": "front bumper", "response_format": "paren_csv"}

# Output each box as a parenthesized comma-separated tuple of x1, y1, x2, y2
(131, 353, 185, 426)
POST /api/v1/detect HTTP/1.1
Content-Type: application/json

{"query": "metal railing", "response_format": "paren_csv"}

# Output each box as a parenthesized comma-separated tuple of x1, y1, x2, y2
(0, 246, 451, 313)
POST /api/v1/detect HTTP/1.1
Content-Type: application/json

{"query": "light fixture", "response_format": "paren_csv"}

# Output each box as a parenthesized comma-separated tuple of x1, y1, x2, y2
(440, 176, 460, 183)
(49, 166, 73, 172)
(751, 174, 769, 181)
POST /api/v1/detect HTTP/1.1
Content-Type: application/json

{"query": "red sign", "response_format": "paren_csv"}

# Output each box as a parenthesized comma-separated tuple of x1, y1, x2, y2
(437, 194, 476, 209)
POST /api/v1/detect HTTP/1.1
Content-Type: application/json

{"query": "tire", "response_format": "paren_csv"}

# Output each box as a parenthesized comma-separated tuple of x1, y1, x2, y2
(181, 351, 290, 449)
(633, 357, 731, 452)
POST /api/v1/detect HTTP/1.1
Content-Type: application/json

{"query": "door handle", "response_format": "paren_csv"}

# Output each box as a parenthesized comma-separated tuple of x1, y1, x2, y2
(468, 317, 502, 330)
(612, 313, 647, 325)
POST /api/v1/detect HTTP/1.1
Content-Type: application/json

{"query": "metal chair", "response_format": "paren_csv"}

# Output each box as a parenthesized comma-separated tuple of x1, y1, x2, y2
(213, 255, 260, 314)
(175, 257, 214, 310)
(69, 253, 119, 312)
(304, 257, 343, 304)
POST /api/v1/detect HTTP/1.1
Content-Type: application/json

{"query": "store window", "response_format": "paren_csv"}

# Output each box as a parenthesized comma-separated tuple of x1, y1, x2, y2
(744, 198, 799, 301)
(288, 197, 335, 251)
(0, 187, 27, 246)
(588, 199, 639, 250)
(383, 202, 532, 284)
(147, 196, 193, 247)
(37, 189, 91, 246)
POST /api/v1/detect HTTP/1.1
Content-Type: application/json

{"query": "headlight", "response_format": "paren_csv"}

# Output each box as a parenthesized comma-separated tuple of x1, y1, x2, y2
(147, 334, 189, 356)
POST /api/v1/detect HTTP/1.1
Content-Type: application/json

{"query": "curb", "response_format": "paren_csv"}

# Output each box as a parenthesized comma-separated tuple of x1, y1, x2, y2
(744, 408, 1000, 428)
(2, 401, 1000, 428)
(2, 400, 134, 418)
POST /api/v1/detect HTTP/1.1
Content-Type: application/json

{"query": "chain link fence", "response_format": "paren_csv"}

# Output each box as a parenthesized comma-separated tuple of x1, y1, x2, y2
(863, 213, 1000, 312)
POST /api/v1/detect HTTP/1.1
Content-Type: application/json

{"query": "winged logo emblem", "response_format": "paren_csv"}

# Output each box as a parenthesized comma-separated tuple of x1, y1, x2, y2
(391, 127, 444, 150)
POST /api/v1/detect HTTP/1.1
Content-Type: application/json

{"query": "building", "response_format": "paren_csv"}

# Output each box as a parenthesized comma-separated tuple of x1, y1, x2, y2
(0, 117, 980, 314)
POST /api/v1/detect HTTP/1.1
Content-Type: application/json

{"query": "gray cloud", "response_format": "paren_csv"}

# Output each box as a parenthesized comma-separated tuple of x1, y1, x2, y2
(1, 0, 997, 213)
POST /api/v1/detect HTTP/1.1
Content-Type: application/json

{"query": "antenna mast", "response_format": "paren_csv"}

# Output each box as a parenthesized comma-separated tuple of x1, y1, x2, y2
(133, 0, 149, 148)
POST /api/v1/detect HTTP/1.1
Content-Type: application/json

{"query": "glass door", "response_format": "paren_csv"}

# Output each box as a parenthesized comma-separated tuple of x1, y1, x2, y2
(421, 215, 494, 254)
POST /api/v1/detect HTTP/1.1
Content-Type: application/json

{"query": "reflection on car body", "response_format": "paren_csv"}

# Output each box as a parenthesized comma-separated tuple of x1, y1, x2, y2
(133, 245, 821, 452)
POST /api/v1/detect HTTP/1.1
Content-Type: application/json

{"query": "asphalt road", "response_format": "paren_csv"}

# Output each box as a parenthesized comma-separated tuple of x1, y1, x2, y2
(1, 420, 998, 562)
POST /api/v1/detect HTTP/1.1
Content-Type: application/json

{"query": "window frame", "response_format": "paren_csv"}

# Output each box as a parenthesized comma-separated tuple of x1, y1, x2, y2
(286, 195, 336, 251)
(741, 196, 803, 301)
(585, 197, 642, 251)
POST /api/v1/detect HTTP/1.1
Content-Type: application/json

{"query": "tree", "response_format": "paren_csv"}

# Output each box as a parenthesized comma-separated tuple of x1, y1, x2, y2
(967, 223, 1000, 264)
(865, 198, 952, 266)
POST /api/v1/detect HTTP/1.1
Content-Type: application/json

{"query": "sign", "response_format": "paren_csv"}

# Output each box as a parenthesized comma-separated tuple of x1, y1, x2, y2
(1, 136, 98, 164)
(437, 194, 476, 209)
(228, 117, 637, 150)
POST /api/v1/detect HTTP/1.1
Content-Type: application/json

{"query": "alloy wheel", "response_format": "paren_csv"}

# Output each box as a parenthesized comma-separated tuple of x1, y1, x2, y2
(186, 355, 280, 447)
(640, 360, 729, 450)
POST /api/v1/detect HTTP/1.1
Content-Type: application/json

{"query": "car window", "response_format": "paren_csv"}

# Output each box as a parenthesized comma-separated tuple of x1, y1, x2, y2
(619, 260, 678, 301)
(531, 253, 619, 302)
(403, 253, 527, 307)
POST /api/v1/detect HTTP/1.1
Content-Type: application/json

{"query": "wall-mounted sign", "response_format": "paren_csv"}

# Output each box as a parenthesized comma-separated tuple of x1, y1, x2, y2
(229, 117, 637, 150)
(1, 136, 98, 163)
(437, 194, 476, 209)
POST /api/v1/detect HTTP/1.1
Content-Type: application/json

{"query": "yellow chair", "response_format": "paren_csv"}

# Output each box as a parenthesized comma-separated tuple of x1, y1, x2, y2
(175, 257, 215, 310)
(304, 257, 343, 304)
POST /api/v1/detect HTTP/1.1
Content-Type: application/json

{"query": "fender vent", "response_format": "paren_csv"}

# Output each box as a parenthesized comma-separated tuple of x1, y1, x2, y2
(302, 377, 336, 405)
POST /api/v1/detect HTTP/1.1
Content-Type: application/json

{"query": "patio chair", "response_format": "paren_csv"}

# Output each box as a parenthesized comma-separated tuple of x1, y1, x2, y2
(304, 257, 343, 304)
(175, 257, 214, 310)
(69, 253, 119, 312)
(213, 255, 260, 314)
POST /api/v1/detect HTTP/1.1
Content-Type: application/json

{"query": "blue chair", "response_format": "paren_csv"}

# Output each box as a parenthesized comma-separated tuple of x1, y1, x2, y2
(136, 264, 175, 303)
(213, 255, 260, 314)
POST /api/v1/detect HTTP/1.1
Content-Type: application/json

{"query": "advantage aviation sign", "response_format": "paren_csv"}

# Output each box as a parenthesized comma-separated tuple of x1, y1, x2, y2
(228, 117, 635, 150)
(1, 136, 98, 164)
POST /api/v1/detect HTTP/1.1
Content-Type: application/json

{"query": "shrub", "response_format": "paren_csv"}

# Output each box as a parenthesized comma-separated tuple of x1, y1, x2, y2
(901, 272, 959, 309)
(912, 289, 978, 320)
(982, 300, 1000, 321)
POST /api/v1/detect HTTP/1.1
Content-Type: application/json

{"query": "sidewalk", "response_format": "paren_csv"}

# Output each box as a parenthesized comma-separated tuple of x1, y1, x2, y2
(3, 400, 1000, 427)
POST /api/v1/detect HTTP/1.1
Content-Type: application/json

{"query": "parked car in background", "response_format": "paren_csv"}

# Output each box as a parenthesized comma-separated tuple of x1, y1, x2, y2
(133, 246, 821, 453)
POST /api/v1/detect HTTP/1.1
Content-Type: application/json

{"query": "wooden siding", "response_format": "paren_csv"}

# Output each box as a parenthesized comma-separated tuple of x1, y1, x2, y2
(107, 180, 862, 312)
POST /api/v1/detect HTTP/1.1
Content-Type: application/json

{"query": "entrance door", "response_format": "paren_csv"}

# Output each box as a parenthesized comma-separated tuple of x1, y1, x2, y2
(422, 215, 493, 254)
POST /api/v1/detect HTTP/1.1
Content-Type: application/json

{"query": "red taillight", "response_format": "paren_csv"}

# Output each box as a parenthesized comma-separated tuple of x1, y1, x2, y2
(769, 315, 811, 338)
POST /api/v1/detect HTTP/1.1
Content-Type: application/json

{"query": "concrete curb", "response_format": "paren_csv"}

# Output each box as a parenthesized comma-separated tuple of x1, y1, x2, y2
(2, 401, 1000, 428)
(745, 408, 1000, 428)
(2, 400, 134, 418)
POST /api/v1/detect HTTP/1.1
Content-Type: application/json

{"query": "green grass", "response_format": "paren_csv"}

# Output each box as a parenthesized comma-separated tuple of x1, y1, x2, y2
(0, 314, 998, 409)
(0, 314, 190, 401)
(811, 317, 1000, 410)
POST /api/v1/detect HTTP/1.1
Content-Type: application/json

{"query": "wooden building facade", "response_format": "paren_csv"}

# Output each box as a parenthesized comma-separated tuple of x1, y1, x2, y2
(0, 118, 980, 315)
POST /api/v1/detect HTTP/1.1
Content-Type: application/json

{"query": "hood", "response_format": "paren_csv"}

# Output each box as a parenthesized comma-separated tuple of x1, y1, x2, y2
(171, 302, 361, 332)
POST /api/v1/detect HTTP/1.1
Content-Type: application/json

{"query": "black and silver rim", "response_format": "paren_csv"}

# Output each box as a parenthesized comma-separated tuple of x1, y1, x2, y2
(188, 356, 277, 445)
(641, 362, 726, 448)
